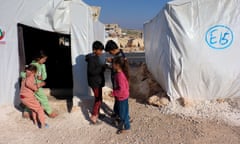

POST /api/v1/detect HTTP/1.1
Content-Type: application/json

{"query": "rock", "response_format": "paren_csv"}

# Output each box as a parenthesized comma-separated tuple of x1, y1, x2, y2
(147, 93, 170, 107)
(216, 98, 226, 103)
(129, 63, 165, 101)
(178, 97, 195, 107)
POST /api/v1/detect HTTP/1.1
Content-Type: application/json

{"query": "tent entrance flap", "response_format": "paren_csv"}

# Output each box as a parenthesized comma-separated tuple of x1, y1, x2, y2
(18, 23, 73, 89)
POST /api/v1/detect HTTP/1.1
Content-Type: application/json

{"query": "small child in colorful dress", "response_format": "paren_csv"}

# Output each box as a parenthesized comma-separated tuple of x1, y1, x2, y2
(20, 65, 48, 128)
(21, 50, 57, 118)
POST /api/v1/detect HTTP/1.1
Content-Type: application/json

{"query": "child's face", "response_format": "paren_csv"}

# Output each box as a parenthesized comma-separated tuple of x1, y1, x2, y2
(94, 49, 103, 56)
(26, 70, 36, 76)
(39, 57, 47, 64)
(109, 49, 119, 55)
(113, 63, 120, 71)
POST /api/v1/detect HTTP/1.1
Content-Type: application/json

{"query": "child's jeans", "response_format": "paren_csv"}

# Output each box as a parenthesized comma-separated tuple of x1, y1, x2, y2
(117, 98, 130, 130)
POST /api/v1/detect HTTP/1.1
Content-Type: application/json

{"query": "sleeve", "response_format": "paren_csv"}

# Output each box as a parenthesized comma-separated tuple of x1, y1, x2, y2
(20, 72, 26, 78)
(40, 64, 47, 80)
(25, 76, 38, 91)
(112, 74, 125, 97)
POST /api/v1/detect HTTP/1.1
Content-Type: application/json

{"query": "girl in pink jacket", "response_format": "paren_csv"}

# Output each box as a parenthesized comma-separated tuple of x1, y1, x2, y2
(20, 65, 48, 128)
(111, 57, 130, 134)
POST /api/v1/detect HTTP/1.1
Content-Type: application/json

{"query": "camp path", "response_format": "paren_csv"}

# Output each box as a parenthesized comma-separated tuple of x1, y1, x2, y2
(0, 97, 239, 144)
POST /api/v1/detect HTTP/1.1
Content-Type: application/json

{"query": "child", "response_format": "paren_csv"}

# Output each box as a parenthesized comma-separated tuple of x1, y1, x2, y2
(20, 65, 48, 128)
(111, 57, 130, 134)
(105, 40, 126, 119)
(85, 41, 105, 124)
(22, 50, 57, 118)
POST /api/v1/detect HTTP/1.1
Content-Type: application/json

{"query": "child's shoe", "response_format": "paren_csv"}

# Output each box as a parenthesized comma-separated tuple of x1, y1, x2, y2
(44, 123, 49, 128)
(116, 129, 130, 134)
(39, 123, 49, 129)
(129, 117, 133, 123)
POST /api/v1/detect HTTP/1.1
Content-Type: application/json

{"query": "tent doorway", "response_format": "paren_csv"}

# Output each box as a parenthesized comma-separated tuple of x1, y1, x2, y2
(18, 24, 73, 90)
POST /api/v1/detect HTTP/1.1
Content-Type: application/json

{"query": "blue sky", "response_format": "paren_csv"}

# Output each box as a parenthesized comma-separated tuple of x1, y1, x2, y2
(83, 0, 171, 29)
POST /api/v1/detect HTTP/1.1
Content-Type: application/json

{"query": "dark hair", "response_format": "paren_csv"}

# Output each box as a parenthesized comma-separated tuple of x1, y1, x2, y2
(92, 41, 104, 50)
(105, 40, 118, 52)
(26, 64, 37, 73)
(113, 56, 129, 80)
(33, 50, 48, 61)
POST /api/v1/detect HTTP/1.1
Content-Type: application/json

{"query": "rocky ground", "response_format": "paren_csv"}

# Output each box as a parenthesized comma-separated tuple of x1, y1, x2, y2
(0, 97, 239, 144)
(0, 64, 239, 144)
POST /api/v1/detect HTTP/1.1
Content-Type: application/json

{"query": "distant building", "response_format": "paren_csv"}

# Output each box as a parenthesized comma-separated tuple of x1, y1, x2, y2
(118, 38, 128, 48)
(127, 38, 144, 48)
(104, 25, 145, 52)
(105, 24, 122, 37)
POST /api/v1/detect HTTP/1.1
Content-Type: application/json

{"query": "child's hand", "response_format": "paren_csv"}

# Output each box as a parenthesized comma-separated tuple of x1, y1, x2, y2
(37, 82, 46, 88)
(106, 57, 112, 63)
(108, 92, 114, 97)
(37, 75, 43, 80)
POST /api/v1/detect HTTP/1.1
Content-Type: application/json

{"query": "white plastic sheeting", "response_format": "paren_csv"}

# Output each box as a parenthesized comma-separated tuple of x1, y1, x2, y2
(0, 0, 105, 105)
(144, 0, 240, 100)
(93, 21, 106, 43)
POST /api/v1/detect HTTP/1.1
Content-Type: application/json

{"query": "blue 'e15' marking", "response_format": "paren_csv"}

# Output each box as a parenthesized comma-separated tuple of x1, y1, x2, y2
(205, 25, 233, 50)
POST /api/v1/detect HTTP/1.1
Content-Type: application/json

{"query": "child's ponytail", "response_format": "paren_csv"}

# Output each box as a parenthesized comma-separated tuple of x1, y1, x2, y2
(122, 58, 129, 80)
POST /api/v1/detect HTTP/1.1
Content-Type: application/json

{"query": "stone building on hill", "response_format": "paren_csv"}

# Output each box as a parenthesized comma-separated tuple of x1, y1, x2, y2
(105, 24, 122, 37)
(105, 24, 144, 52)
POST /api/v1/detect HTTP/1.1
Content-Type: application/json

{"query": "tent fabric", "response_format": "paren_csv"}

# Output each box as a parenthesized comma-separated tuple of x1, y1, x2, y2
(93, 21, 105, 43)
(144, 0, 240, 100)
(0, 0, 105, 106)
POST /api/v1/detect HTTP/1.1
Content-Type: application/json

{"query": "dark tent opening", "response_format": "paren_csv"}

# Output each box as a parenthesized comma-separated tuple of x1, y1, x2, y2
(18, 24, 73, 99)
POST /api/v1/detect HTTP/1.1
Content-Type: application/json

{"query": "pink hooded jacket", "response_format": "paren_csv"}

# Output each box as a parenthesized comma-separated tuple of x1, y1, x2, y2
(112, 71, 129, 101)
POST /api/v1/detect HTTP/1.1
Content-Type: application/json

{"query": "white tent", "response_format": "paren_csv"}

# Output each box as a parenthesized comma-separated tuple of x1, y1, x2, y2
(0, 0, 105, 106)
(144, 0, 240, 100)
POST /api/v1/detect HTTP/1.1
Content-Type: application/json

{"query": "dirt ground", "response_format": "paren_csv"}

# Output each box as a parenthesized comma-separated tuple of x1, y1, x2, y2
(0, 96, 239, 144)
(0, 64, 239, 144)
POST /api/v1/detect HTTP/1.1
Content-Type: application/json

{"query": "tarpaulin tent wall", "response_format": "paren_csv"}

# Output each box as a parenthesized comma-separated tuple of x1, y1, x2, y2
(144, 0, 240, 100)
(0, 0, 105, 106)
(93, 21, 105, 43)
